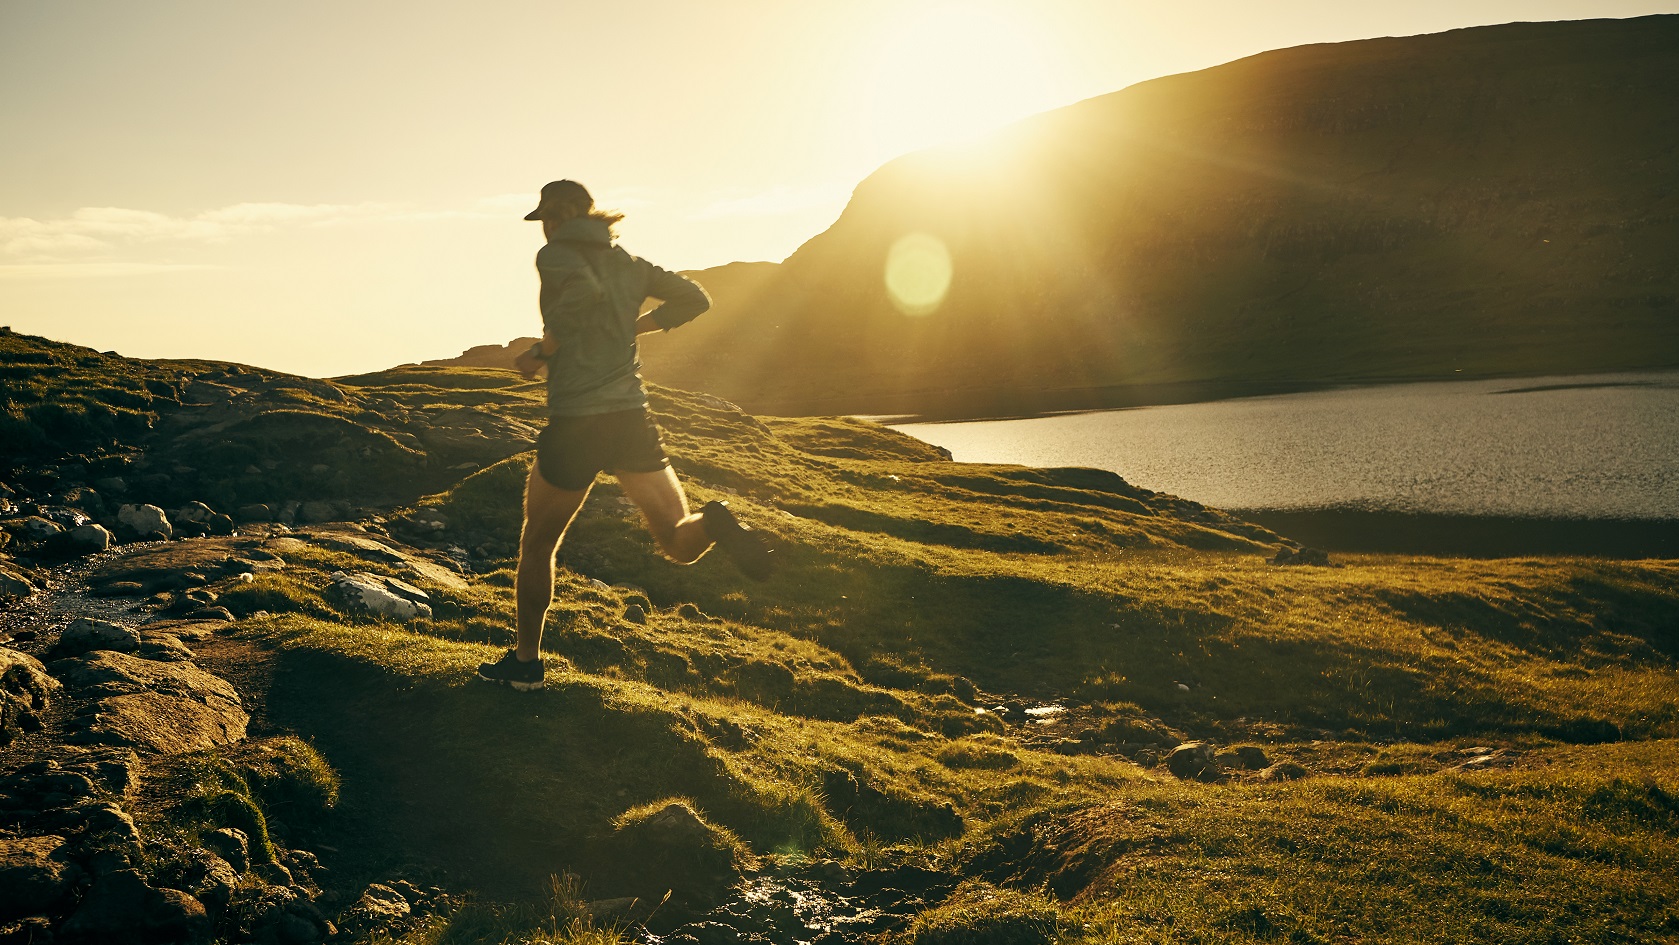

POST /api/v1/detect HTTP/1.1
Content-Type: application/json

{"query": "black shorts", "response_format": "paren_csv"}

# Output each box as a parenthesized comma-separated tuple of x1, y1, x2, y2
(534, 407, 671, 491)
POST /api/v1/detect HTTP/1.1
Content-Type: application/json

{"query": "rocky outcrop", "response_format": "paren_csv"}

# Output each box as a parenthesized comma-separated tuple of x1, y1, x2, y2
(0, 835, 83, 922)
(53, 651, 248, 754)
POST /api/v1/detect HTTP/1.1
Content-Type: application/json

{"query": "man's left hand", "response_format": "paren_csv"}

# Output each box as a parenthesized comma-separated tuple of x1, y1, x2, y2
(515, 350, 544, 379)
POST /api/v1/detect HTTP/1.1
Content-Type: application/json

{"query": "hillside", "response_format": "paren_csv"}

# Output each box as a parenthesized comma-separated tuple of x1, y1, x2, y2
(2, 329, 1677, 943)
(629, 15, 1679, 417)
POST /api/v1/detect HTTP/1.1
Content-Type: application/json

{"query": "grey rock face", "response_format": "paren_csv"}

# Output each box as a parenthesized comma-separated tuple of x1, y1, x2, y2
(203, 827, 251, 875)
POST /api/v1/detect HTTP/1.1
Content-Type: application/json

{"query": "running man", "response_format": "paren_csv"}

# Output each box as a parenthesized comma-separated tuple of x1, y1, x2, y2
(477, 180, 773, 691)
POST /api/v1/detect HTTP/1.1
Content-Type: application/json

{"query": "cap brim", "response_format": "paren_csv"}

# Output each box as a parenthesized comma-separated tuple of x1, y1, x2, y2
(523, 207, 543, 221)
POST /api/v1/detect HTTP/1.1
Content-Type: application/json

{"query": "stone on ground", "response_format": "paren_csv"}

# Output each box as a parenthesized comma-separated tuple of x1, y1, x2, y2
(55, 617, 142, 658)
(325, 571, 433, 620)
(1, 647, 59, 744)
(0, 835, 82, 922)
(117, 504, 173, 542)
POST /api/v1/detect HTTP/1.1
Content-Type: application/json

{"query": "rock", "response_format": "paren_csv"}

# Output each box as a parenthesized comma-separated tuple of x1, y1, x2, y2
(0, 647, 59, 744)
(182, 850, 238, 916)
(17, 516, 64, 543)
(174, 502, 217, 526)
(69, 690, 249, 755)
(117, 504, 173, 541)
(1166, 741, 1220, 779)
(1261, 762, 1310, 782)
(298, 501, 340, 525)
(95, 477, 129, 494)
(1271, 545, 1331, 566)
(203, 828, 251, 875)
(0, 565, 33, 600)
(334, 883, 413, 940)
(54, 651, 248, 754)
(68, 523, 113, 554)
(55, 617, 142, 658)
(623, 603, 647, 624)
(135, 633, 194, 662)
(1222, 746, 1271, 770)
(59, 869, 210, 944)
(0, 835, 82, 922)
(324, 571, 432, 621)
(237, 504, 273, 523)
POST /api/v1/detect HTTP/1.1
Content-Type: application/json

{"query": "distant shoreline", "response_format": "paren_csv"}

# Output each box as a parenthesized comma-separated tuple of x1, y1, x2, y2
(854, 370, 1679, 425)
(1236, 509, 1679, 560)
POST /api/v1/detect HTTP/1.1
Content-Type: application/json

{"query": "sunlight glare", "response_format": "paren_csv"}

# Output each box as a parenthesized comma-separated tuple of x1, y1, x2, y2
(856, 3, 1067, 160)
(885, 232, 953, 316)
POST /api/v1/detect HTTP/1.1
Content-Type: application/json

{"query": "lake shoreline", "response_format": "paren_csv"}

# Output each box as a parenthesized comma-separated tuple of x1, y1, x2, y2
(1237, 509, 1679, 559)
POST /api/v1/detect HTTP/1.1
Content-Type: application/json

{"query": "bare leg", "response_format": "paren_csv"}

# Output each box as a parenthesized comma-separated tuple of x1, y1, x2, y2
(516, 462, 591, 660)
(615, 466, 713, 564)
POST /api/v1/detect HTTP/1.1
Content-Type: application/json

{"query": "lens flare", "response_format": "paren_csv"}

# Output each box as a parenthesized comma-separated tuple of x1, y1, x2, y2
(884, 233, 952, 317)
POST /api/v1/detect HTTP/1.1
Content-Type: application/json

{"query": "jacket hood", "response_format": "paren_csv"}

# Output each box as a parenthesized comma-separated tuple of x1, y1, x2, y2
(547, 217, 613, 245)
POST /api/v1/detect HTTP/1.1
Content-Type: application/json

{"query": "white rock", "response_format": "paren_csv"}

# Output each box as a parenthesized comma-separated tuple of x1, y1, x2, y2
(117, 504, 173, 540)
(325, 571, 433, 621)
(68, 524, 112, 554)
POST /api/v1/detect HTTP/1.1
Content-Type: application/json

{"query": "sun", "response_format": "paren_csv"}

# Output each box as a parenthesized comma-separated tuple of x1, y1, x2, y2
(853, 3, 1067, 160)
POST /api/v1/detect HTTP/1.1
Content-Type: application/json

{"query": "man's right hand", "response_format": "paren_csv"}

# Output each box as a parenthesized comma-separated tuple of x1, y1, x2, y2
(514, 349, 544, 379)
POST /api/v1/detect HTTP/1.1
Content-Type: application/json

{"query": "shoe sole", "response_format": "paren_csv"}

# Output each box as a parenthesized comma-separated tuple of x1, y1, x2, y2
(477, 670, 545, 692)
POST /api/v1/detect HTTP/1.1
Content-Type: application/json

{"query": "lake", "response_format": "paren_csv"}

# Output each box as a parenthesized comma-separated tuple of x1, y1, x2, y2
(892, 372, 1679, 557)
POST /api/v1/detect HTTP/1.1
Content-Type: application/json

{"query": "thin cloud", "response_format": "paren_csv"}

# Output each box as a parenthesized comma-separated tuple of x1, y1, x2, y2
(0, 201, 391, 258)
(0, 262, 219, 280)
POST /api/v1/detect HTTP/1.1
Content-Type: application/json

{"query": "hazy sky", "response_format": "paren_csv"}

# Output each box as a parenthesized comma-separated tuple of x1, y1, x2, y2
(3, 1, 1675, 376)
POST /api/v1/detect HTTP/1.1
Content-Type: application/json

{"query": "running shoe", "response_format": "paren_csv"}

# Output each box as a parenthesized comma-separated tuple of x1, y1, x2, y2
(700, 500, 776, 581)
(476, 649, 545, 691)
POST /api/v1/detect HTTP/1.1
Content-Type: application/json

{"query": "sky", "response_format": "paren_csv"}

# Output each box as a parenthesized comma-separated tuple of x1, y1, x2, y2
(3, 0, 1676, 377)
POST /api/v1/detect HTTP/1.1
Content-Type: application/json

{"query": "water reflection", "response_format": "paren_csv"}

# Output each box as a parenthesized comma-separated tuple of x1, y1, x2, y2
(893, 372, 1679, 519)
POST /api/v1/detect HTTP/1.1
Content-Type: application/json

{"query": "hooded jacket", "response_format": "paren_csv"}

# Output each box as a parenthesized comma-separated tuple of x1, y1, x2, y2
(536, 216, 710, 416)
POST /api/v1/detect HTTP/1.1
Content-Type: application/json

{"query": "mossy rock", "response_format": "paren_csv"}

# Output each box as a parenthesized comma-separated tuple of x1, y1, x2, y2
(594, 799, 754, 912)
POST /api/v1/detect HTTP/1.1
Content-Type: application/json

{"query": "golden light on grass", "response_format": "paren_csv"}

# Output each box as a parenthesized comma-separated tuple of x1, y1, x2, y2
(885, 232, 953, 316)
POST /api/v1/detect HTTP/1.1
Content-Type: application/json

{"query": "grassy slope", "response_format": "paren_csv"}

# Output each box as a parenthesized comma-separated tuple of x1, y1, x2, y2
(168, 367, 1679, 943)
(639, 16, 1679, 416)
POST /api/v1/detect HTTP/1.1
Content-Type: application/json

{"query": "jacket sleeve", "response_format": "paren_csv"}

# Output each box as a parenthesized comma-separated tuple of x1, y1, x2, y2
(643, 264, 711, 331)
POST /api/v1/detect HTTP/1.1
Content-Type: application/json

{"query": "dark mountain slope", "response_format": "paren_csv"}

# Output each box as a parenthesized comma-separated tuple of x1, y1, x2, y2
(641, 15, 1679, 417)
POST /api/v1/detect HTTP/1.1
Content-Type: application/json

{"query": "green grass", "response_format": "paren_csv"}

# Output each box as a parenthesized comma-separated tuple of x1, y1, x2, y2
(15, 331, 1670, 942)
(179, 374, 1679, 943)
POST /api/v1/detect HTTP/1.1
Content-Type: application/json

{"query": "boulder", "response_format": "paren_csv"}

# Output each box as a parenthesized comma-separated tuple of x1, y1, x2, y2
(325, 571, 433, 621)
(59, 869, 211, 945)
(95, 476, 129, 494)
(0, 647, 59, 744)
(202, 828, 251, 875)
(55, 617, 142, 658)
(0, 835, 82, 922)
(1261, 762, 1310, 782)
(117, 504, 173, 541)
(1271, 545, 1331, 566)
(0, 564, 34, 600)
(174, 502, 218, 526)
(1166, 741, 1220, 780)
(17, 515, 64, 543)
(68, 523, 113, 554)
(181, 850, 239, 917)
(298, 501, 340, 525)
